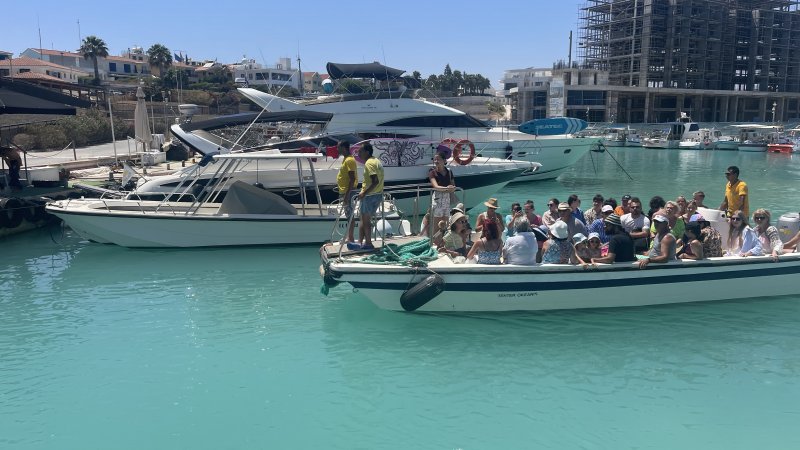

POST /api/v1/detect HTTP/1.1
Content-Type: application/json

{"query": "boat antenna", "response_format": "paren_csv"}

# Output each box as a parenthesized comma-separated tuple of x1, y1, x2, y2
(382, 45, 391, 100)
(297, 41, 304, 97)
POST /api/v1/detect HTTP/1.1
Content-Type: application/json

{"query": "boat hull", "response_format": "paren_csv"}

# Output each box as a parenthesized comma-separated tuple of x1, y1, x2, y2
(738, 144, 768, 152)
(133, 158, 530, 213)
(768, 143, 798, 154)
(47, 200, 404, 248)
(326, 253, 800, 312)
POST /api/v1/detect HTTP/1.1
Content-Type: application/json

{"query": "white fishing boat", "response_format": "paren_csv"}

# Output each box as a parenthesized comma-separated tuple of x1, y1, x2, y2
(642, 113, 701, 149)
(320, 237, 800, 312)
(237, 62, 599, 182)
(602, 126, 642, 147)
(46, 152, 410, 248)
(713, 135, 739, 151)
(678, 128, 723, 150)
(731, 124, 782, 152)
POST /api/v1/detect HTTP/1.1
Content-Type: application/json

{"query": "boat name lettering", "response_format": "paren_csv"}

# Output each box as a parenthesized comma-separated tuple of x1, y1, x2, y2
(498, 292, 538, 298)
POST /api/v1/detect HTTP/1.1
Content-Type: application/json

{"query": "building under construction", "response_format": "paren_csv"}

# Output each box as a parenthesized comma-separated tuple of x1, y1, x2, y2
(571, 0, 800, 122)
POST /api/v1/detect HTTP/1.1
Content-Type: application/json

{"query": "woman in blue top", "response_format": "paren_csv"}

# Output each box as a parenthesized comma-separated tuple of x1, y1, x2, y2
(467, 221, 503, 264)
(542, 220, 578, 264)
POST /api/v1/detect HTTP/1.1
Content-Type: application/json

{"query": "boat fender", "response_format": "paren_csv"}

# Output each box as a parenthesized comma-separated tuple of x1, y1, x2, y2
(18, 199, 36, 222)
(0, 198, 24, 229)
(505, 144, 513, 159)
(400, 274, 445, 312)
(452, 139, 475, 165)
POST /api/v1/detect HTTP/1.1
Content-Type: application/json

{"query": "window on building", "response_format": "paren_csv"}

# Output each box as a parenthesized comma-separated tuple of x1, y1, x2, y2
(109, 62, 117, 72)
(566, 90, 606, 106)
(124, 64, 131, 73)
(532, 91, 547, 107)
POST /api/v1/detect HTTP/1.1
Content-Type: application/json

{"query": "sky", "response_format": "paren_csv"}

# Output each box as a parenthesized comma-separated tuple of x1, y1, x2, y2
(4, 0, 584, 88)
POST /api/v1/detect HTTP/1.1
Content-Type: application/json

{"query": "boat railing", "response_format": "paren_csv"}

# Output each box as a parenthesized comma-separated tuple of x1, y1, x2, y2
(330, 184, 464, 259)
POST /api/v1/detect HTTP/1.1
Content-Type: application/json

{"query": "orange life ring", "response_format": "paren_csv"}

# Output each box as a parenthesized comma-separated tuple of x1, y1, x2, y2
(452, 139, 475, 165)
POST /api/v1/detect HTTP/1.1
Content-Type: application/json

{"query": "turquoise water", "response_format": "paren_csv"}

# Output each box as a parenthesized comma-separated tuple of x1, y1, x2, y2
(2, 149, 800, 449)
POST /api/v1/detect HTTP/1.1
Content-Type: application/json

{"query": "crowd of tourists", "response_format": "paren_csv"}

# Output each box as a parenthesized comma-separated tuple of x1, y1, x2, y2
(433, 165, 800, 267)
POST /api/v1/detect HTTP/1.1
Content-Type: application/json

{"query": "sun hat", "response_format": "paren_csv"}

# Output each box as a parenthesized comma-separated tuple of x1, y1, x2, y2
(448, 212, 466, 227)
(557, 202, 570, 211)
(551, 220, 568, 239)
(653, 214, 669, 223)
(588, 232, 601, 241)
(604, 213, 622, 226)
(689, 213, 707, 222)
(573, 233, 588, 246)
(484, 198, 499, 209)
(601, 204, 614, 213)
(450, 202, 465, 215)
(622, 194, 632, 200)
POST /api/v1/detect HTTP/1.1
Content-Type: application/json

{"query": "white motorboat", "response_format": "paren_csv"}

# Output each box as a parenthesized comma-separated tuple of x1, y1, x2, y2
(236, 62, 599, 181)
(147, 126, 535, 214)
(320, 236, 800, 312)
(46, 153, 409, 248)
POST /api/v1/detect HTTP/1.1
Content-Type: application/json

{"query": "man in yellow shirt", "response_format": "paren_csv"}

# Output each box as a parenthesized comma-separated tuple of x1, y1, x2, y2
(336, 141, 358, 243)
(357, 142, 384, 250)
(720, 165, 748, 218)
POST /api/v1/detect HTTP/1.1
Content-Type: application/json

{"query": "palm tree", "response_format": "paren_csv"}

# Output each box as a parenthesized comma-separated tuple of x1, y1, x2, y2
(79, 35, 109, 85)
(147, 44, 173, 78)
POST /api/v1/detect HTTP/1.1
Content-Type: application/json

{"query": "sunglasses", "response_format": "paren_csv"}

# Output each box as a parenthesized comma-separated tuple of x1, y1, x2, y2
(589, 240, 601, 244)
(754, 216, 767, 221)
(730, 217, 742, 222)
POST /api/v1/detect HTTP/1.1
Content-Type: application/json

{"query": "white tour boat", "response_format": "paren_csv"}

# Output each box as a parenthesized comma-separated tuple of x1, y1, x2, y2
(320, 237, 800, 312)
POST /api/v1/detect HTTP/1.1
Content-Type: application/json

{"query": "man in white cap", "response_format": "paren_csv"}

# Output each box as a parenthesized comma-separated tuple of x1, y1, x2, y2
(591, 213, 635, 263)
(639, 214, 677, 268)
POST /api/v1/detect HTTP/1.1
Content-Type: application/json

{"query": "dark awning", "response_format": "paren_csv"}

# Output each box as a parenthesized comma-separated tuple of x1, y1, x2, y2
(326, 62, 405, 80)
(180, 111, 334, 132)
(0, 78, 91, 115)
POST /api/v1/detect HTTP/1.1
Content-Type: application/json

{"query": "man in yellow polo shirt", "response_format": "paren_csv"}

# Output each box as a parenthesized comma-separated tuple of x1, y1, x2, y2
(720, 165, 748, 218)
(357, 142, 384, 250)
(336, 141, 358, 243)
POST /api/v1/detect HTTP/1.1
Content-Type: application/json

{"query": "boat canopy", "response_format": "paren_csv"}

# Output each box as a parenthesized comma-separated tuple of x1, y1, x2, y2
(180, 111, 334, 132)
(326, 62, 405, 80)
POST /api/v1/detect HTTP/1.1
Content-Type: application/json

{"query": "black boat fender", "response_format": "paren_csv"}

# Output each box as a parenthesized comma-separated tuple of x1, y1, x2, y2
(400, 274, 445, 312)
(0, 198, 24, 229)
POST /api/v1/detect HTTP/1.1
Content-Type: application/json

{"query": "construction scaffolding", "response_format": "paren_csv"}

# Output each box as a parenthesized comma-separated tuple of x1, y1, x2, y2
(578, 0, 800, 92)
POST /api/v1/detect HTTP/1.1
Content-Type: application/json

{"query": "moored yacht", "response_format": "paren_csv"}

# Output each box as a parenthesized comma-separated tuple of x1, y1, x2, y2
(237, 62, 599, 181)
(153, 111, 536, 214)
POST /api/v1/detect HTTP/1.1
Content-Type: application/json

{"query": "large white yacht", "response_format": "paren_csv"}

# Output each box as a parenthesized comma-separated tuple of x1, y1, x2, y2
(237, 62, 599, 181)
